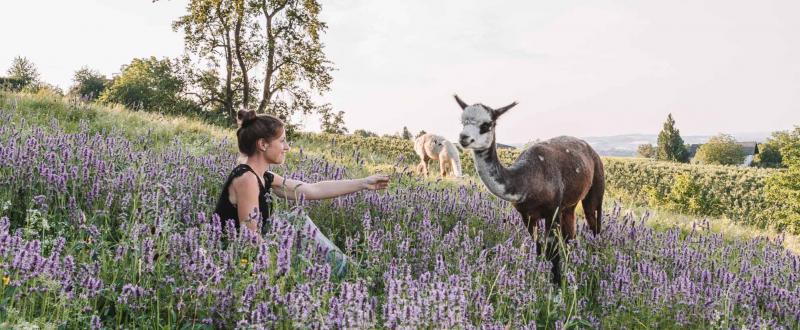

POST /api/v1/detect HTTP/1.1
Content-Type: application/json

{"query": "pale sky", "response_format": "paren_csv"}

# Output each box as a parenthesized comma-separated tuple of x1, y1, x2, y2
(2, 0, 799, 144)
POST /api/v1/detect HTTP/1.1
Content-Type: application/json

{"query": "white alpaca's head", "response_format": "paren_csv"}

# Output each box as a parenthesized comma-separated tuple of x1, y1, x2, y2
(454, 95, 517, 151)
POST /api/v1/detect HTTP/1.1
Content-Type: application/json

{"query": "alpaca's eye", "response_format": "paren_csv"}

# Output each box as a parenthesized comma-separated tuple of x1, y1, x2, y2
(479, 123, 492, 134)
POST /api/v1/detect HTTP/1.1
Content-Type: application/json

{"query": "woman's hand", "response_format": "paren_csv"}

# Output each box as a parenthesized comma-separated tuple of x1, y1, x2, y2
(362, 174, 390, 190)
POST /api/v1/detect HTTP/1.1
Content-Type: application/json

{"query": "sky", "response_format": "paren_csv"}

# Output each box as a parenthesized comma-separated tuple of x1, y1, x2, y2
(2, 0, 799, 144)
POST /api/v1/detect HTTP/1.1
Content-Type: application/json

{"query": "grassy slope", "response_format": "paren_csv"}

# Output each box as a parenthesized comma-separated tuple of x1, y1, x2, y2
(3, 91, 796, 254)
(3, 92, 800, 329)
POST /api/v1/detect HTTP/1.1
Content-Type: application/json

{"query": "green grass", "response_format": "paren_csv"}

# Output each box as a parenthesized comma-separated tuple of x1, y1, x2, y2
(1, 92, 235, 154)
(2, 91, 797, 328)
(4, 91, 794, 254)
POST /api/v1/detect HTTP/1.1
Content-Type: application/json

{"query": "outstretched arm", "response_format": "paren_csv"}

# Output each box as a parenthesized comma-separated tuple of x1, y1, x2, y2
(271, 173, 389, 200)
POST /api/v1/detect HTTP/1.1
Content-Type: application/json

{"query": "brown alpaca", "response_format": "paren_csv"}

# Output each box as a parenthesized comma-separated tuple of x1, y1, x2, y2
(454, 95, 605, 284)
(414, 133, 463, 177)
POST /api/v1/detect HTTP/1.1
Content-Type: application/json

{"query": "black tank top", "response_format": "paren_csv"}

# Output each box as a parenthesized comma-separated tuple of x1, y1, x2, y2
(214, 164, 275, 235)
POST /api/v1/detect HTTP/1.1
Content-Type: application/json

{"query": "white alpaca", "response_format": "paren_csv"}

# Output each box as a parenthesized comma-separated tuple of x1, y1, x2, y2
(414, 133, 463, 177)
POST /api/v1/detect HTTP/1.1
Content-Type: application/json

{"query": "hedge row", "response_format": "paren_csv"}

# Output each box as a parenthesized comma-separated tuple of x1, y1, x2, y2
(297, 132, 785, 230)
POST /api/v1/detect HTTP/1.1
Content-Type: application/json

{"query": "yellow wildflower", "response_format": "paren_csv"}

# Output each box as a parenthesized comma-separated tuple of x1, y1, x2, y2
(240, 259, 248, 267)
(2, 276, 9, 286)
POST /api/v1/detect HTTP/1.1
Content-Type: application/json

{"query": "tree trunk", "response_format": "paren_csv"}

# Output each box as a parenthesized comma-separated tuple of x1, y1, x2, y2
(234, 0, 250, 108)
(218, 2, 236, 121)
(257, 0, 282, 113)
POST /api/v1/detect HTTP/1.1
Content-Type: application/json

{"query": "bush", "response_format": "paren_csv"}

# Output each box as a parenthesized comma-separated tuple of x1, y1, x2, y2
(68, 67, 110, 101)
(637, 143, 656, 158)
(99, 57, 197, 114)
(693, 134, 745, 165)
(353, 129, 378, 138)
(664, 173, 720, 215)
(0, 77, 25, 92)
(765, 126, 800, 232)
(753, 128, 800, 168)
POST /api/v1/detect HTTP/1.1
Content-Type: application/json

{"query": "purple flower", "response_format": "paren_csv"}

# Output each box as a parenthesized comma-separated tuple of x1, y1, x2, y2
(90, 315, 102, 330)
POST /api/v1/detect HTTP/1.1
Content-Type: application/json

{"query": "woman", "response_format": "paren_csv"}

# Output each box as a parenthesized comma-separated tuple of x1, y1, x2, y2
(215, 110, 389, 277)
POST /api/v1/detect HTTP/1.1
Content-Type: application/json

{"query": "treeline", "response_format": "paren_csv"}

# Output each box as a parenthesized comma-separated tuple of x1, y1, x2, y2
(637, 113, 793, 169)
(1, 0, 348, 132)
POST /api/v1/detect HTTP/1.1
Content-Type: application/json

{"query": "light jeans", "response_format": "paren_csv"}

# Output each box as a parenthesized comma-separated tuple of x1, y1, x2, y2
(279, 209, 352, 278)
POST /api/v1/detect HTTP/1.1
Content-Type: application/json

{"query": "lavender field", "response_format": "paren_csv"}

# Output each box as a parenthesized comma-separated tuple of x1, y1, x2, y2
(1, 96, 799, 329)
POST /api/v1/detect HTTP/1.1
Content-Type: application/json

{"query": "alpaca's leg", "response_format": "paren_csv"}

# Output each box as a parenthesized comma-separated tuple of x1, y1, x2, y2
(582, 174, 605, 236)
(543, 209, 562, 284)
(521, 211, 543, 254)
(560, 206, 577, 241)
(439, 157, 448, 177)
(451, 158, 462, 177)
(416, 154, 431, 177)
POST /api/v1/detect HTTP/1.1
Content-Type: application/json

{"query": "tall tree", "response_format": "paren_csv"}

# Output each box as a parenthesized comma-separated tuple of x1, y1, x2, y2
(401, 126, 412, 140)
(171, 0, 334, 124)
(656, 114, 689, 162)
(172, 0, 245, 119)
(6, 56, 40, 89)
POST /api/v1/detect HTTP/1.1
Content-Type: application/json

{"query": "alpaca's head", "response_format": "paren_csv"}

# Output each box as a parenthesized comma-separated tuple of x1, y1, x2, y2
(454, 95, 517, 151)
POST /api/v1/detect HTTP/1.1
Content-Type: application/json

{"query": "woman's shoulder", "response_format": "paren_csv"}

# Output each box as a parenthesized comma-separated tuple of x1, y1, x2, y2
(231, 170, 262, 190)
(230, 163, 253, 176)
(230, 164, 268, 189)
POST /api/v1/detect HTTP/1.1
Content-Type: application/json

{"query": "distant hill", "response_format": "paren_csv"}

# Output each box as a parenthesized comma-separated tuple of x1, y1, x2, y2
(504, 132, 773, 157)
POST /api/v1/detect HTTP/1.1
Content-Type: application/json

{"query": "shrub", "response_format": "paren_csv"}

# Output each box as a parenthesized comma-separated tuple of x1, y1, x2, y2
(99, 57, 196, 114)
(68, 67, 110, 101)
(693, 134, 745, 165)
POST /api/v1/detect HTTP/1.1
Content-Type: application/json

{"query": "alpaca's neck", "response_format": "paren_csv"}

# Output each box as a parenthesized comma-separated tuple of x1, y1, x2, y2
(471, 142, 523, 203)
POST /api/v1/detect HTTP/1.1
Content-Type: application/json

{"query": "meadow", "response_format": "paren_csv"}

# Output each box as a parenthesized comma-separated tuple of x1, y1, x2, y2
(1, 92, 799, 329)
(297, 133, 786, 233)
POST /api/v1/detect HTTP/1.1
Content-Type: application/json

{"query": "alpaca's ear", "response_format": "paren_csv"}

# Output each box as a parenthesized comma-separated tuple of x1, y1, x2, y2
(492, 101, 518, 119)
(454, 94, 468, 110)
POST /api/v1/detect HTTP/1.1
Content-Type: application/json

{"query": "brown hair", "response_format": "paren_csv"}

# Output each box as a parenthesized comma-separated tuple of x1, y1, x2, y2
(236, 110, 284, 156)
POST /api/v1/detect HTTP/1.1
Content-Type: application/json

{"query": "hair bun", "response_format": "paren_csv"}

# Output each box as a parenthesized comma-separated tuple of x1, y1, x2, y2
(237, 110, 257, 127)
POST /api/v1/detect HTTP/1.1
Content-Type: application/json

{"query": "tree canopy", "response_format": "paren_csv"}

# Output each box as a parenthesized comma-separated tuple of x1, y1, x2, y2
(765, 126, 800, 232)
(171, 0, 335, 125)
(6, 56, 40, 89)
(754, 129, 799, 168)
(319, 105, 347, 134)
(637, 143, 656, 158)
(99, 57, 194, 114)
(69, 67, 110, 101)
(693, 134, 745, 165)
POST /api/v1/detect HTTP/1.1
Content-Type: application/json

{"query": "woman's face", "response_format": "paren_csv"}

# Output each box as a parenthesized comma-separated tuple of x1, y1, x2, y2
(263, 128, 290, 164)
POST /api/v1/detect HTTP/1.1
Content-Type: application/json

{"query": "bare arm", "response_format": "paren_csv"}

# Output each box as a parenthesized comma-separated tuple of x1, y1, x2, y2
(230, 172, 264, 236)
(271, 173, 389, 200)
